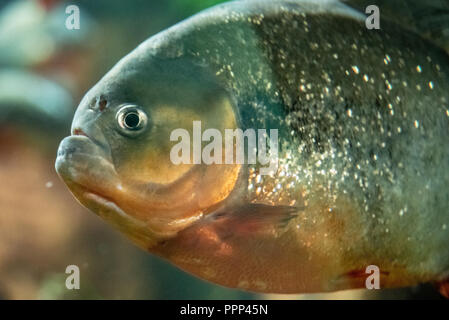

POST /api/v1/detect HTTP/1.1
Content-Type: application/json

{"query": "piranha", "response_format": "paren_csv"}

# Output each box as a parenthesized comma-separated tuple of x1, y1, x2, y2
(55, 0, 449, 295)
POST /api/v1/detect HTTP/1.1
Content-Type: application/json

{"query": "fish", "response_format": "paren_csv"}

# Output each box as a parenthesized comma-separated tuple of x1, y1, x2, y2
(55, 0, 449, 295)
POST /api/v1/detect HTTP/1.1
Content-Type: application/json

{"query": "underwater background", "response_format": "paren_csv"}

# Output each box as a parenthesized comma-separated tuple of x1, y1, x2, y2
(0, 0, 446, 299)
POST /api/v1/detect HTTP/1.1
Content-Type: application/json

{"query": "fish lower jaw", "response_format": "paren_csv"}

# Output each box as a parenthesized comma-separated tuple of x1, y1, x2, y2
(83, 191, 145, 227)
(80, 187, 193, 247)
(78, 189, 168, 248)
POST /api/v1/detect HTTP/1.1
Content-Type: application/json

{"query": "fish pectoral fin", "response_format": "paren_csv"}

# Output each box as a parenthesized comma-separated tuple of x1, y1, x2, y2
(208, 203, 303, 236)
(437, 280, 449, 299)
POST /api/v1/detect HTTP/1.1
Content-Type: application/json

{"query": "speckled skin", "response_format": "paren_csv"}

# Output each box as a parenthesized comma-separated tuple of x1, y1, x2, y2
(56, 0, 449, 293)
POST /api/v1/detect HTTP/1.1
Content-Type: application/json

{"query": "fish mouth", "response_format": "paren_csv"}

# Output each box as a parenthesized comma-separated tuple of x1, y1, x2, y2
(55, 134, 123, 214)
(71, 125, 110, 152)
(56, 134, 114, 176)
(55, 135, 174, 247)
(72, 128, 88, 138)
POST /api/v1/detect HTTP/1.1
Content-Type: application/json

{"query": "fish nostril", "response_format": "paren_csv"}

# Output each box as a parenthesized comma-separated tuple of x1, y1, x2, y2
(99, 95, 107, 111)
(88, 96, 107, 111)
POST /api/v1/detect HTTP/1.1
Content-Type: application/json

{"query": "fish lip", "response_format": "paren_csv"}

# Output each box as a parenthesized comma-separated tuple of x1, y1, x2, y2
(71, 125, 111, 155)
(72, 128, 89, 138)
(56, 135, 113, 166)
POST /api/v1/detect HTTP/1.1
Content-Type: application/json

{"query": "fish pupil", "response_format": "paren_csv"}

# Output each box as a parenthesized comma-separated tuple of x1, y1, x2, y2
(124, 112, 140, 129)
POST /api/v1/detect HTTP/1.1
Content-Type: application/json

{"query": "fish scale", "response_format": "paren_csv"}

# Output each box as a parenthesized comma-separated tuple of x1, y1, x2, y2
(165, 1, 449, 272)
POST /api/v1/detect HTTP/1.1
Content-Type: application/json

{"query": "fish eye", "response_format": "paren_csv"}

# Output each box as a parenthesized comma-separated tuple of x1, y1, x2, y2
(116, 105, 148, 135)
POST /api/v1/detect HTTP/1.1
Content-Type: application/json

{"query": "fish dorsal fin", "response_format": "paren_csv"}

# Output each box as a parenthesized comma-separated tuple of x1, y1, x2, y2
(345, 0, 449, 52)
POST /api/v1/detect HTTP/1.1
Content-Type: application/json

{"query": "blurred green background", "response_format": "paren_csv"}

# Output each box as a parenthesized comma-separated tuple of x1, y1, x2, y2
(0, 0, 445, 300)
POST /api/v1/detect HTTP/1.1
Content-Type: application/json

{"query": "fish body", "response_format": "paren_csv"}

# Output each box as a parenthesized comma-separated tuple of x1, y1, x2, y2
(56, 0, 449, 294)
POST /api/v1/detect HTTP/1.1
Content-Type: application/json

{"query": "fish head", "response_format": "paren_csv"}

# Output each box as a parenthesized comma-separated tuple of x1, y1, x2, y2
(56, 54, 241, 248)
